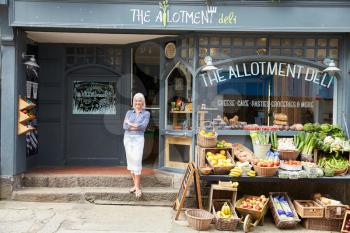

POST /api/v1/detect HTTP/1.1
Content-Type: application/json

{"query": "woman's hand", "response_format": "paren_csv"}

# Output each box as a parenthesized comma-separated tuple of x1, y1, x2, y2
(129, 126, 139, 130)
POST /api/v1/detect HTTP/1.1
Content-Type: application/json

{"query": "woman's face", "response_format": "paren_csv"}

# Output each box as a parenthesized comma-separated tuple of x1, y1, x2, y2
(134, 98, 143, 110)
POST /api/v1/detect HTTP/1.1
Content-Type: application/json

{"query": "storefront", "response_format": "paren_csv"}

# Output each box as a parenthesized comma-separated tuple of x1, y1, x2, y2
(1, 1, 350, 196)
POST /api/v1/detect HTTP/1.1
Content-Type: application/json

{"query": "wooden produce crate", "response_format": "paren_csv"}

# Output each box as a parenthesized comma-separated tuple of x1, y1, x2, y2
(269, 192, 300, 229)
(212, 200, 240, 231)
(208, 184, 237, 212)
(195, 146, 233, 169)
(293, 200, 324, 218)
(303, 218, 343, 231)
(315, 198, 348, 219)
(341, 210, 350, 233)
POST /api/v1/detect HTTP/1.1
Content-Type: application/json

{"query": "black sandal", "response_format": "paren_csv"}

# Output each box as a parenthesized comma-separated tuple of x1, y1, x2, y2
(129, 187, 136, 193)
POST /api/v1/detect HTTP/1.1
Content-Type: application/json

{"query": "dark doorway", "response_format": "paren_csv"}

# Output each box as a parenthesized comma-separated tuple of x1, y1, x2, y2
(132, 42, 160, 168)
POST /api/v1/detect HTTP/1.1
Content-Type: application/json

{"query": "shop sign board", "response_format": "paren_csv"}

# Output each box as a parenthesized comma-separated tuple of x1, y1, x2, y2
(199, 61, 334, 89)
(11, 1, 350, 32)
(72, 81, 116, 115)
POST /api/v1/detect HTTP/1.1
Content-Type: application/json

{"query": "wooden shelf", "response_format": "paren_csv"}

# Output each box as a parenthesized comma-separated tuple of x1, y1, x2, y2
(18, 124, 35, 135)
(170, 111, 192, 114)
(18, 111, 36, 123)
(18, 97, 36, 111)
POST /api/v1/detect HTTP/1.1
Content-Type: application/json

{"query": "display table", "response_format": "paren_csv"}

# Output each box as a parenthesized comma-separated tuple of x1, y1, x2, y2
(200, 174, 350, 183)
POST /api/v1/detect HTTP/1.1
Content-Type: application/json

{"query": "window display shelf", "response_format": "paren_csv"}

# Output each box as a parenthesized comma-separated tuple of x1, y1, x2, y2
(200, 174, 350, 183)
(161, 129, 193, 137)
(198, 130, 299, 137)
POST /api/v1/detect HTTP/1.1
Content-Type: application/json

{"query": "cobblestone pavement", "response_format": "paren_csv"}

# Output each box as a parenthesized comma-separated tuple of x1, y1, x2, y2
(0, 201, 332, 233)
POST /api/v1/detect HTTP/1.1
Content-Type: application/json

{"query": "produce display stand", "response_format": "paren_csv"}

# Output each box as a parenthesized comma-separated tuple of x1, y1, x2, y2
(200, 174, 350, 183)
(235, 196, 269, 233)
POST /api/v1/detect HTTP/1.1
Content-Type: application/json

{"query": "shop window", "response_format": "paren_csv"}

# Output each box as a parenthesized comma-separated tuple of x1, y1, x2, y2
(244, 38, 255, 47)
(256, 38, 267, 47)
(210, 37, 220, 46)
(271, 38, 280, 47)
(222, 37, 231, 46)
(293, 49, 304, 57)
(196, 60, 335, 127)
(166, 63, 192, 130)
(281, 39, 292, 47)
(306, 49, 315, 59)
(281, 49, 292, 56)
(199, 37, 209, 46)
(329, 39, 339, 47)
(318, 39, 328, 47)
(65, 46, 122, 72)
(317, 49, 327, 60)
(293, 39, 304, 47)
(306, 39, 315, 47)
(233, 38, 243, 46)
(329, 49, 338, 59)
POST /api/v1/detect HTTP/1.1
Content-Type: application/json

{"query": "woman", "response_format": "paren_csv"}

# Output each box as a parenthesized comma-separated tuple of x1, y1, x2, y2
(123, 93, 150, 198)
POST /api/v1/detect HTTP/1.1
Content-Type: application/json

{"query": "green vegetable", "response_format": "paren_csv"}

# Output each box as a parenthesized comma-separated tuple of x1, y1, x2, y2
(320, 123, 332, 133)
(303, 123, 314, 132)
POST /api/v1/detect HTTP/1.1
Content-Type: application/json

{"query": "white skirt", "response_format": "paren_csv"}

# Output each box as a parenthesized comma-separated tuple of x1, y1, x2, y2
(123, 134, 144, 175)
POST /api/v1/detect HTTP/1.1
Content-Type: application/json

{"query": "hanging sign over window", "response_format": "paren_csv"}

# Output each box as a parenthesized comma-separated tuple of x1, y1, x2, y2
(199, 61, 334, 89)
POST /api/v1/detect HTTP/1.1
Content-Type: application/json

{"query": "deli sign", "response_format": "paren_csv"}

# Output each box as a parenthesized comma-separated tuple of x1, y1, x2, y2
(200, 61, 334, 89)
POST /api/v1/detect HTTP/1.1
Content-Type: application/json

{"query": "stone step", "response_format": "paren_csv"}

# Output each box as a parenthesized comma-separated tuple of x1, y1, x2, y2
(22, 173, 174, 188)
(12, 187, 178, 205)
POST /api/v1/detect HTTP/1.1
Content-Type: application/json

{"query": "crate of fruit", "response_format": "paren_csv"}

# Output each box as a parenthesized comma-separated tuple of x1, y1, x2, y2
(196, 146, 233, 168)
(212, 200, 240, 231)
(235, 195, 269, 220)
(341, 210, 350, 233)
(293, 200, 324, 218)
(303, 218, 343, 231)
(206, 150, 235, 175)
(313, 193, 348, 219)
(269, 192, 300, 229)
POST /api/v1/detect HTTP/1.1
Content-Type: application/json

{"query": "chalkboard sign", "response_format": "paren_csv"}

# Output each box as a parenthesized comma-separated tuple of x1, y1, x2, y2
(173, 162, 203, 220)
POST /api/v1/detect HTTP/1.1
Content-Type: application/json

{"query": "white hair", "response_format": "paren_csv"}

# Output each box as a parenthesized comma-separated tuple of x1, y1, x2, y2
(133, 93, 146, 109)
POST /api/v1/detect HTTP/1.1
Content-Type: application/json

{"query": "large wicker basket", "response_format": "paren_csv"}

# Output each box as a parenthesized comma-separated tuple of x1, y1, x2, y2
(253, 165, 279, 177)
(185, 209, 214, 231)
(269, 192, 300, 229)
(197, 132, 217, 148)
(277, 150, 299, 161)
(303, 218, 343, 231)
(212, 200, 240, 231)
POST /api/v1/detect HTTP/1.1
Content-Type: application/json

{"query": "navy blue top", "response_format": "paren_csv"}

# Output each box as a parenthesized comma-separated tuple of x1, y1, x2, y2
(123, 109, 150, 135)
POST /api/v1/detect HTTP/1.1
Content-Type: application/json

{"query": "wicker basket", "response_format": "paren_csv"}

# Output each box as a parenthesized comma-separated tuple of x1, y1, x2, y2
(185, 209, 214, 231)
(334, 166, 348, 176)
(232, 143, 255, 162)
(253, 165, 279, 177)
(293, 200, 324, 218)
(303, 218, 343, 231)
(315, 199, 348, 219)
(212, 200, 240, 231)
(199, 166, 212, 175)
(269, 192, 300, 229)
(207, 151, 235, 175)
(197, 131, 217, 148)
(277, 150, 299, 161)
